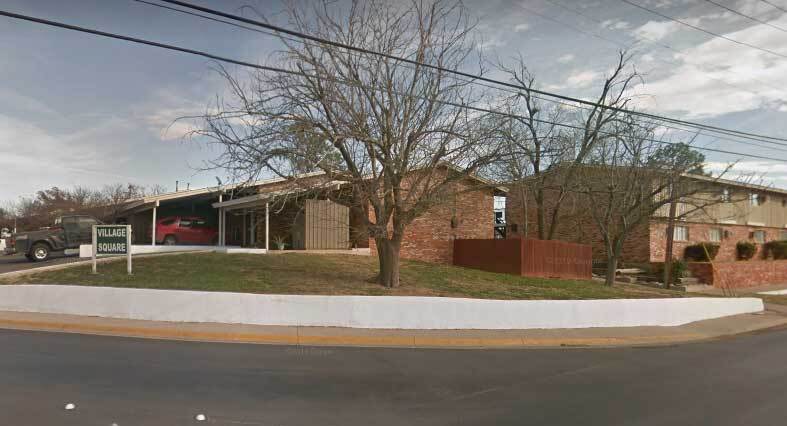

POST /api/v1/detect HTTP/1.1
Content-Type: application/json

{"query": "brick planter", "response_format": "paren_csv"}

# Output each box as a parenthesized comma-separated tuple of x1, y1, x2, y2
(688, 260, 787, 288)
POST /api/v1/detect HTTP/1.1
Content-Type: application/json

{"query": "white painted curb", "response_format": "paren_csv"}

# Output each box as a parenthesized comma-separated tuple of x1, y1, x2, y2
(0, 285, 764, 330)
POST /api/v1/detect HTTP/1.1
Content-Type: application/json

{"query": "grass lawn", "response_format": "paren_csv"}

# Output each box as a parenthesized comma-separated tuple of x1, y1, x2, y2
(0, 252, 687, 300)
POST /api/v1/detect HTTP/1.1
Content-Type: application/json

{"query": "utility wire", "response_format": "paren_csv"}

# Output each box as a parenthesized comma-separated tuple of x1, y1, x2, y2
(703, 0, 787, 33)
(130, 0, 787, 150)
(620, 0, 787, 60)
(542, 0, 787, 99)
(2, 8, 782, 162)
(761, 0, 787, 14)
(152, 0, 787, 144)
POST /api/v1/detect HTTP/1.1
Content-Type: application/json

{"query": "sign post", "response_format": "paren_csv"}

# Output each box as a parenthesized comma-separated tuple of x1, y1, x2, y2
(92, 225, 132, 275)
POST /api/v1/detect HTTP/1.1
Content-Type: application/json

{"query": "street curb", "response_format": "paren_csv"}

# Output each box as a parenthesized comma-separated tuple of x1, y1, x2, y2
(0, 316, 718, 348)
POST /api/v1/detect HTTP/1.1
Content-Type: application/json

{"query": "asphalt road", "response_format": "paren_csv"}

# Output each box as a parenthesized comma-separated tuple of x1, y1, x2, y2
(0, 252, 80, 274)
(1, 328, 787, 425)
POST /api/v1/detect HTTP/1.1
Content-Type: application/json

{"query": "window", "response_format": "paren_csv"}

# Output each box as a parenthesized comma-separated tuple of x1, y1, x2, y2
(708, 228, 723, 243)
(750, 193, 765, 206)
(674, 226, 689, 241)
(160, 218, 176, 226)
(721, 187, 731, 202)
(179, 219, 192, 228)
(753, 230, 766, 243)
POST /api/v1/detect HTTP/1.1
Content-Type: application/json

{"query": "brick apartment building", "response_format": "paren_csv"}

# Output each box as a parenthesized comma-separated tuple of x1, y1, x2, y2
(505, 171, 787, 266)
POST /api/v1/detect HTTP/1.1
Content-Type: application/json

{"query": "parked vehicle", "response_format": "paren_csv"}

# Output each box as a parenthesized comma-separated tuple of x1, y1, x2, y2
(150, 216, 218, 245)
(7, 215, 101, 261)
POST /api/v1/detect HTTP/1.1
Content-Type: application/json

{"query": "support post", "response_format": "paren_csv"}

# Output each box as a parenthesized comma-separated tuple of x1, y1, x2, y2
(265, 202, 270, 251)
(242, 209, 247, 247)
(91, 225, 97, 274)
(127, 225, 132, 275)
(151, 200, 159, 246)
(217, 194, 223, 247)
(221, 208, 226, 246)
(250, 210, 256, 247)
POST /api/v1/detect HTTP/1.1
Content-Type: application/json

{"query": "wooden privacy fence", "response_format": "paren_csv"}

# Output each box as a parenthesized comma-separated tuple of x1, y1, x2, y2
(453, 238, 592, 280)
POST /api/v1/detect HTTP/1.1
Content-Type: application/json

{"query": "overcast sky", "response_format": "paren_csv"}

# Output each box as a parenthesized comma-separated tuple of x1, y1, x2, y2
(3, 0, 787, 201)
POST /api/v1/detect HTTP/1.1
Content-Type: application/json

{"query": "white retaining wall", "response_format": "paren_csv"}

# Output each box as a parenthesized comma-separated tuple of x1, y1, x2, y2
(0, 285, 764, 329)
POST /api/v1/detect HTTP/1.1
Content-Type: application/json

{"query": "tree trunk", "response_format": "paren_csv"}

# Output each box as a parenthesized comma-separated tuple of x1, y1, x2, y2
(376, 237, 401, 288)
(604, 254, 618, 287)
(663, 200, 678, 289)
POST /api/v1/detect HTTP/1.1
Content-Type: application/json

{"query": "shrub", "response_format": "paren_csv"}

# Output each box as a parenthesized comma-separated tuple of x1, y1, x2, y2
(736, 241, 757, 260)
(651, 258, 687, 284)
(684, 242, 720, 261)
(764, 241, 787, 259)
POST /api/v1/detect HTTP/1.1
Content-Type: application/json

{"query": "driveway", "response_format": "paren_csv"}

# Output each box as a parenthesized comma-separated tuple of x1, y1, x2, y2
(0, 252, 81, 274)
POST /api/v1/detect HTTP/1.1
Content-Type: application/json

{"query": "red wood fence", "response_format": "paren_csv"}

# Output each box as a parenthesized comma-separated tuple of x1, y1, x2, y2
(453, 238, 592, 280)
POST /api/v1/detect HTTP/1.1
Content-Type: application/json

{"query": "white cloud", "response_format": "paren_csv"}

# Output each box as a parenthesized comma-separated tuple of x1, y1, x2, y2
(564, 70, 601, 88)
(514, 23, 530, 33)
(0, 115, 138, 198)
(632, 13, 787, 117)
(705, 160, 787, 189)
(600, 19, 631, 30)
(557, 54, 575, 64)
(633, 20, 683, 41)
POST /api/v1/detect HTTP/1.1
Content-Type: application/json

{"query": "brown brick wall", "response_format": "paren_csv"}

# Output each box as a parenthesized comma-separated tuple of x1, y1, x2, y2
(688, 260, 787, 288)
(369, 184, 495, 264)
(505, 185, 651, 263)
(649, 221, 784, 262)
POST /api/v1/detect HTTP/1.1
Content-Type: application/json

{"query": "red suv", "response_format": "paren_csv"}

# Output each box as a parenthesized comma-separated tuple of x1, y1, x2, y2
(151, 216, 218, 245)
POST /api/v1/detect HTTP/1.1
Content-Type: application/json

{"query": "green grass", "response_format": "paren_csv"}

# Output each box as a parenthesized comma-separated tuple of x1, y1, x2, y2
(0, 252, 686, 300)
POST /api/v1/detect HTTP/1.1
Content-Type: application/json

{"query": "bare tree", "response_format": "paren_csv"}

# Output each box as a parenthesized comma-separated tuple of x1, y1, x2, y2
(194, 0, 502, 287)
(101, 183, 147, 223)
(500, 51, 641, 240)
(490, 55, 565, 239)
(575, 118, 733, 286)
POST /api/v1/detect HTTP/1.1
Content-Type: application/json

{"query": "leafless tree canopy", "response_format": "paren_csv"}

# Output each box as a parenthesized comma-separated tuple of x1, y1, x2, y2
(576, 117, 734, 286)
(196, 0, 503, 287)
(496, 51, 642, 240)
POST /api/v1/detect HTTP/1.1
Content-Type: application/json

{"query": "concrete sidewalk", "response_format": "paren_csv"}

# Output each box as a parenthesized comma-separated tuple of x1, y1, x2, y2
(1, 305, 786, 348)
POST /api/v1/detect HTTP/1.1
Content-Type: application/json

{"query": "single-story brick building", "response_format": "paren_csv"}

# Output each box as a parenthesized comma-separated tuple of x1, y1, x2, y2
(117, 170, 503, 264)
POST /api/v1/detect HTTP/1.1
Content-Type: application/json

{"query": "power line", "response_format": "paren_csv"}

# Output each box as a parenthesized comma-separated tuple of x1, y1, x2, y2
(703, 0, 787, 33)
(2, 7, 782, 162)
(620, 0, 787, 60)
(152, 0, 787, 144)
(133, 0, 787, 150)
(761, 0, 787, 14)
(542, 0, 787, 99)
(121, 1, 787, 152)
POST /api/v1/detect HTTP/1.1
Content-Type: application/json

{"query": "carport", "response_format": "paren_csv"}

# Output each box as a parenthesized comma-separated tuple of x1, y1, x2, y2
(211, 180, 356, 250)
(117, 187, 228, 246)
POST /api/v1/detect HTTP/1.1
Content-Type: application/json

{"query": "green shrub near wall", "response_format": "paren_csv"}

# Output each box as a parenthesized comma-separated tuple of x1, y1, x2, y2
(684, 243, 720, 261)
(651, 259, 687, 284)
(764, 241, 787, 259)
(736, 241, 757, 260)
